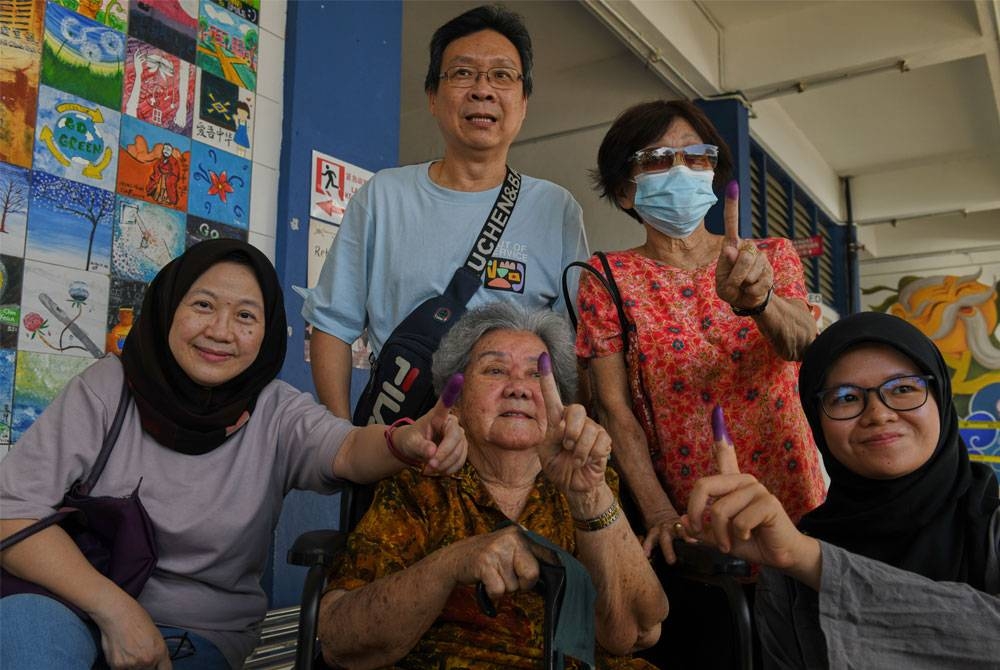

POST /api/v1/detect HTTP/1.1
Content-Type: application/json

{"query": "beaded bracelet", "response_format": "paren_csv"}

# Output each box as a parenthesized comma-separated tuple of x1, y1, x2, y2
(384, 417, 423, 467)
(573, 499, 622, 532)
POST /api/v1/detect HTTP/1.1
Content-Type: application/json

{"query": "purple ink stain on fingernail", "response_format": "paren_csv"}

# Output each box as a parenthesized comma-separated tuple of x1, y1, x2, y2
(726, 180, 739, 200)
(441, 373, 464, 407)
(712, 404, 732, 444)
(538, 352, 551, 375)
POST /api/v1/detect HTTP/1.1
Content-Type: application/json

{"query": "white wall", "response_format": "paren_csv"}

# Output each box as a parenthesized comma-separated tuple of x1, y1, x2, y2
(247, 0, 287, 264)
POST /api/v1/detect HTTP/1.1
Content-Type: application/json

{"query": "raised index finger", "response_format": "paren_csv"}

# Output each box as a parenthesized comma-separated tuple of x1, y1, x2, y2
(537, 352, 565, 427)
(723, 180, 740, 248)
(711, 404, 741, 475)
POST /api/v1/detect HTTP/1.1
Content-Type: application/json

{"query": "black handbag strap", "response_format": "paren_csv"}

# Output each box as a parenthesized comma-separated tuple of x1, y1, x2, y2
(454, 165, 522, 304)
(0, 376, 131, 551)
(561, 251, 631, 355)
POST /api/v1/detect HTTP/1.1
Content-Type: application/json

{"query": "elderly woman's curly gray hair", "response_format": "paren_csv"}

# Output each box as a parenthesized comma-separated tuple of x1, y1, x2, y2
(431, 303, 578, 402)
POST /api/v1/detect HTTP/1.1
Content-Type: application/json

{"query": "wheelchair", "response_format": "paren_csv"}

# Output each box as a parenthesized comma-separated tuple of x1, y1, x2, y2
(286, 482, 754, 670)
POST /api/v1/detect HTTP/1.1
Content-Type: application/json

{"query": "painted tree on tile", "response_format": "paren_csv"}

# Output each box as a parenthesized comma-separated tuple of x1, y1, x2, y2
(0, 175, 28, 234)
(32, 176, 114, 270)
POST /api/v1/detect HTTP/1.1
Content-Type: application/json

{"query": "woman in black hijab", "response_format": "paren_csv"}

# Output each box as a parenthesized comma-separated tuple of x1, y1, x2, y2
(678, 311, 999, 668)
(1, 240, 467, 669)
(121, 238, 289, 454)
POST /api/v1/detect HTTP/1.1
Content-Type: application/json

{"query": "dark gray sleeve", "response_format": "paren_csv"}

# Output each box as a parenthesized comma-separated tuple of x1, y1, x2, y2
(818, 540, 1000, 668)
(755, 567, 827, 670)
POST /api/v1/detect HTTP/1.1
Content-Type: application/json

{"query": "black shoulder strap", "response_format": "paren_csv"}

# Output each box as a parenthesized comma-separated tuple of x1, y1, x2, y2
(77, 377, 132, 496)
(0, 375, 131, 550)
(461, 165, 522, 277)
(561, 252, 631, 355)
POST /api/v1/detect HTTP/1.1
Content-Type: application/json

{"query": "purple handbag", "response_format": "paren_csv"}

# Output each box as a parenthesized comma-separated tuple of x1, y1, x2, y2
(0, 380, 158, 619)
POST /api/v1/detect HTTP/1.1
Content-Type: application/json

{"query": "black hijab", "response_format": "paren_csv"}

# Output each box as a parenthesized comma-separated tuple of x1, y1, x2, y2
(121, 239, 287, 454)
(797, 312, 998, 590)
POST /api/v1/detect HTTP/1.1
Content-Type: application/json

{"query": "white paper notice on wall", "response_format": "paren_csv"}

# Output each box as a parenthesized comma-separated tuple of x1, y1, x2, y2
(310, 150, 373, 224)
(307, 218, 339, 289)
(302, 217, 370, 368)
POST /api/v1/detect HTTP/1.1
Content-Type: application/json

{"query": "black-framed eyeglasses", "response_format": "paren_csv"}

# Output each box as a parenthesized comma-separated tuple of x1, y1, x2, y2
(629, 144, 719, 173)
(816, 374, 934, 421)
(164, 632, 196, 660)
(439, 66, 524, 90)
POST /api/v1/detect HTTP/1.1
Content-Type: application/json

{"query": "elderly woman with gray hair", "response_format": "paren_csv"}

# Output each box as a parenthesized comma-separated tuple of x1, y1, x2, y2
(317, 303, 668, 669)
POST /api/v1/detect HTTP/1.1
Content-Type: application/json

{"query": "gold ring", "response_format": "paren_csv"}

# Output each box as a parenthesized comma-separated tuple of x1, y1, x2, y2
(739, 240, 758, 256)
(672, 522, 685, 535)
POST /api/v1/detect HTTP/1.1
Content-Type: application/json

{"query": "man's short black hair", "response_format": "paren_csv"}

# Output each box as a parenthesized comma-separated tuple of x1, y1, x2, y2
(424, 4, 533, 97)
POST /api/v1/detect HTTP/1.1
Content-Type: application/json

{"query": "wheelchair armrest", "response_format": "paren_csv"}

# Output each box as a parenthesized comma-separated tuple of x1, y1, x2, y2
(288, 530, 349, 670)
(670, 539, 751, 578)
(288, 529, 348, 568)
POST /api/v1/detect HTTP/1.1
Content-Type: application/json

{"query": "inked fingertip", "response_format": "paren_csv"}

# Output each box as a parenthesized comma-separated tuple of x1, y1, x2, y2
(538, 352, 551, 375)
(441, 373, 464, 407)
(726, 180, 739, 200)
(711, 404, 733, 446)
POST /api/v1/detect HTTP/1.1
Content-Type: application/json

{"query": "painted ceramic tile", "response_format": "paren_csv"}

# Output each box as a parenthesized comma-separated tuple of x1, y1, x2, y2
(207, 0, 257, 24)
(193, 68, 252, 158)
(25, 171, 114, 273)
(122, 37, 195, 136)
(187, 141, 249, 228)
(52, 0, 128, 33)
(34, 85, 121, 192)
(105, 275, 144, 354)
(186, 214, 245, 247)
(10, 348, 95, 444)
(0, 348, 14, 451)
(112, 195, 185, 281)
(41, 1, 126, 110)
(0, 162, 31, 257)
(0, 0, 45, 169)
(0, 254, 25, 349)
(196, 0, 257, 91)
(116, 115, 190, 211)
(127, 0, 196, 63)
(17, 259, 109, 359)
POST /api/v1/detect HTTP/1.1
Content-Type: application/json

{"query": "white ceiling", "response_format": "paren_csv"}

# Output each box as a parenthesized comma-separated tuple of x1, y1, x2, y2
(400, 0, 1000, 259)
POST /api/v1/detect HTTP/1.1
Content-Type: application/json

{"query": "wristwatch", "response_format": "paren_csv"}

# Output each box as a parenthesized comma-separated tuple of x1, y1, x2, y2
(731, 287, 773, 317)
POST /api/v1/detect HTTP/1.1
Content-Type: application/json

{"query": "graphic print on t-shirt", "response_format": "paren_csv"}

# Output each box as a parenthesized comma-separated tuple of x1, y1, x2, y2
(484, 258, 525, 293)
(484, 240, 527, 293)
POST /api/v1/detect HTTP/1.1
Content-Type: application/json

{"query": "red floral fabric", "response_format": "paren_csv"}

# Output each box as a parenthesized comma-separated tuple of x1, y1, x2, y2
(575, 239, 826, 522)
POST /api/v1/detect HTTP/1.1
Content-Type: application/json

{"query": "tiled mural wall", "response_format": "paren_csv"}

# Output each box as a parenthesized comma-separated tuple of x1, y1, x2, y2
(0, 0, 286, 452)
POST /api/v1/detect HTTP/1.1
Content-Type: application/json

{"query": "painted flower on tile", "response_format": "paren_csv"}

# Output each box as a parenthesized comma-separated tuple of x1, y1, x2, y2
(23, 312, 49, 336)
(207, 170, 234, 202)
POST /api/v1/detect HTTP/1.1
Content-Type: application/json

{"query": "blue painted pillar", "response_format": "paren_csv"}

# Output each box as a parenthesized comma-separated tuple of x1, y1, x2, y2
(695, 99, 751, 238)
(266, 0, 402, 607)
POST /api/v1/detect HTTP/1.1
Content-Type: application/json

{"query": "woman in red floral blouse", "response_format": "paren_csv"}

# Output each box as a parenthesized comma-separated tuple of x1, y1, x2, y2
(575, 100, 826, 566)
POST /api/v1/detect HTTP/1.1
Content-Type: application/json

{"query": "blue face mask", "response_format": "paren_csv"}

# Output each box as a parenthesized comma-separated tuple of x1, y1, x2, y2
(632, 166, 717, 238)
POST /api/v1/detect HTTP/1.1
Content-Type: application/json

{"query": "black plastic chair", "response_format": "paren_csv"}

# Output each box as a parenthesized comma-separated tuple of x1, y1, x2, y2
(615, 483, 754, 669)
(654, 539, 754, 669)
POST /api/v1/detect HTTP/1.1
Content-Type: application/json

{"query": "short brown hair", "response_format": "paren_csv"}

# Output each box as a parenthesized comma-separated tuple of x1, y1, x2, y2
(593, 100, 732, 222)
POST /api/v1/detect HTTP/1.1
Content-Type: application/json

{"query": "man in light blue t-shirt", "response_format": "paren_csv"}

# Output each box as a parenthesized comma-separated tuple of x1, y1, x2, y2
(301, 5, 588, 418)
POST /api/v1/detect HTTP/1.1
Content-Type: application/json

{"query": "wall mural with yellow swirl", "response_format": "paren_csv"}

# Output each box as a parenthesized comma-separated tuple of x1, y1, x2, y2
(863, 267, 1000, 478)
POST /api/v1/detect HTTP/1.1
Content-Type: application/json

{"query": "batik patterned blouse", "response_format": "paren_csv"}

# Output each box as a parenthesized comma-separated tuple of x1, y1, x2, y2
(575, 239, 825, 522)
(326, 463, 656, 669)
